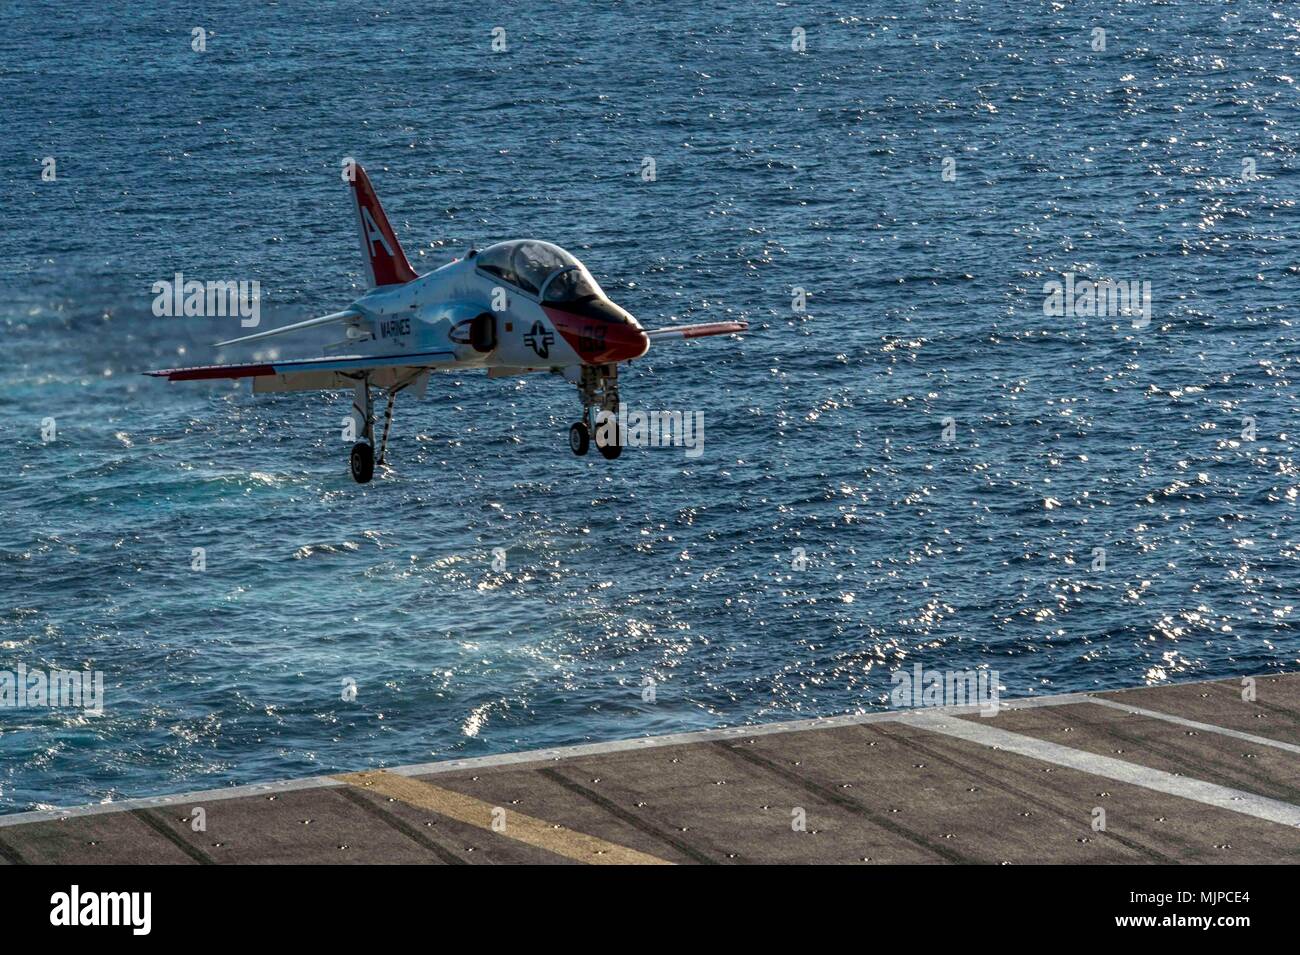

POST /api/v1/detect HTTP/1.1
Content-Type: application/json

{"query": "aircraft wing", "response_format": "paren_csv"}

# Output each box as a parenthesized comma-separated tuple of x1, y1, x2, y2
(646, 321, 748, 341)
(144, 350, 457, 393)
(215, 309, 364, 347)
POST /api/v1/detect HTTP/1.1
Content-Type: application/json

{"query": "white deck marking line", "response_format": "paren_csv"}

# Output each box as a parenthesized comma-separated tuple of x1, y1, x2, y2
(0, 775, 344, 829)
(1086, 697, 1300, 755)
(907, 711, 1300, 828)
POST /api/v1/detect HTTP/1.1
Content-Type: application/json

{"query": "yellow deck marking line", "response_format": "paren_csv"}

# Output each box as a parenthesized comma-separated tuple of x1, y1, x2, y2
(336, 770, 672, 865)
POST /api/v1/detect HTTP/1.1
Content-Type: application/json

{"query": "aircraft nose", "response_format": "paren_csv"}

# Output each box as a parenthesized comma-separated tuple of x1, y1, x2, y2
(543, 303, 650, 364)
(604, 318, 650, 362)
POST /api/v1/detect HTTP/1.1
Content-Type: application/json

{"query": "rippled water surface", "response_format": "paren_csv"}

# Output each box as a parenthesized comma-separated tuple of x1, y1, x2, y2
(1, 0, 1297, 811)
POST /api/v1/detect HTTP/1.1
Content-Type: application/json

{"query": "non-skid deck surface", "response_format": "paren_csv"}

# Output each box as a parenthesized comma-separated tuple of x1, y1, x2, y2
(2, 673, 1297, 864)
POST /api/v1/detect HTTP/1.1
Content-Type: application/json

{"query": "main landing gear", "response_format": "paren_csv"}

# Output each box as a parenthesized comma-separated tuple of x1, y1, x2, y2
(569, 364, 622, 460)
(348, 375, 404, 484)
(350, 440, 374, 483)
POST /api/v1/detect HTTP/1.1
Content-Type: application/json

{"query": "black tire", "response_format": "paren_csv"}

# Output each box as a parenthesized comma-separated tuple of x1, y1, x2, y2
(350, 441, 375, 483)
(595, 426, 622, 460)
(569, 421, 590, 456)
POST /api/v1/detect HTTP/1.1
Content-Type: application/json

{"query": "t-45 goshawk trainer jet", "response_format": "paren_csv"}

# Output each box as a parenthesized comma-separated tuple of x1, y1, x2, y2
(146, 164, 746, 483)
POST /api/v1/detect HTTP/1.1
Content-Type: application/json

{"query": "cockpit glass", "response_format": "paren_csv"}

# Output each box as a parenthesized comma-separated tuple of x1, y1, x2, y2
(475, 243, 522, 287)
(476, 240, 592, 297)
(511, 242, 571, 294)
(543, 266, 603, 303)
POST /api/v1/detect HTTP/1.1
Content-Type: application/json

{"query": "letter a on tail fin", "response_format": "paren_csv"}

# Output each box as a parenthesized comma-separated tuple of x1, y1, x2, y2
(350, 163, 418, 287)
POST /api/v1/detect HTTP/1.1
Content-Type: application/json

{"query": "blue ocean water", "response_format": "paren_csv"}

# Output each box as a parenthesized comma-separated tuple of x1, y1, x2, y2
(1, 1, 1297, 812)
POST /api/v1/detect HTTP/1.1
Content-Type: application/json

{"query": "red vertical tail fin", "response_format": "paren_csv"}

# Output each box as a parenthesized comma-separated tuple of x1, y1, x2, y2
(349, 163, 418, 287)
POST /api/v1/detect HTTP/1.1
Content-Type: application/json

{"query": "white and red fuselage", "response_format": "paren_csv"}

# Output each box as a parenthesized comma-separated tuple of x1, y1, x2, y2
(339, 239, 652, 374)
(147, 162, 745, 478)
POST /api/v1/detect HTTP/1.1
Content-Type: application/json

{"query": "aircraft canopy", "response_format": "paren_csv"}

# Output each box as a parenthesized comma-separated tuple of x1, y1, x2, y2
(475, 240, 605, 301)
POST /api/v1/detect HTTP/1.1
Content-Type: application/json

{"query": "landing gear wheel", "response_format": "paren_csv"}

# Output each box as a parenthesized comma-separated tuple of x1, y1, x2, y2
(569, 421, 590, 456)
(350, 441, 375, 484)
(595, 430, 623, 460)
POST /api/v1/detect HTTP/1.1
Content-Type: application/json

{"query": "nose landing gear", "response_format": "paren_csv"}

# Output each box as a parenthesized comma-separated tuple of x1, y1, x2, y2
(569, 421, 590, 455)
(595, 426, 622, 460)
(570, 364, 623, 460)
